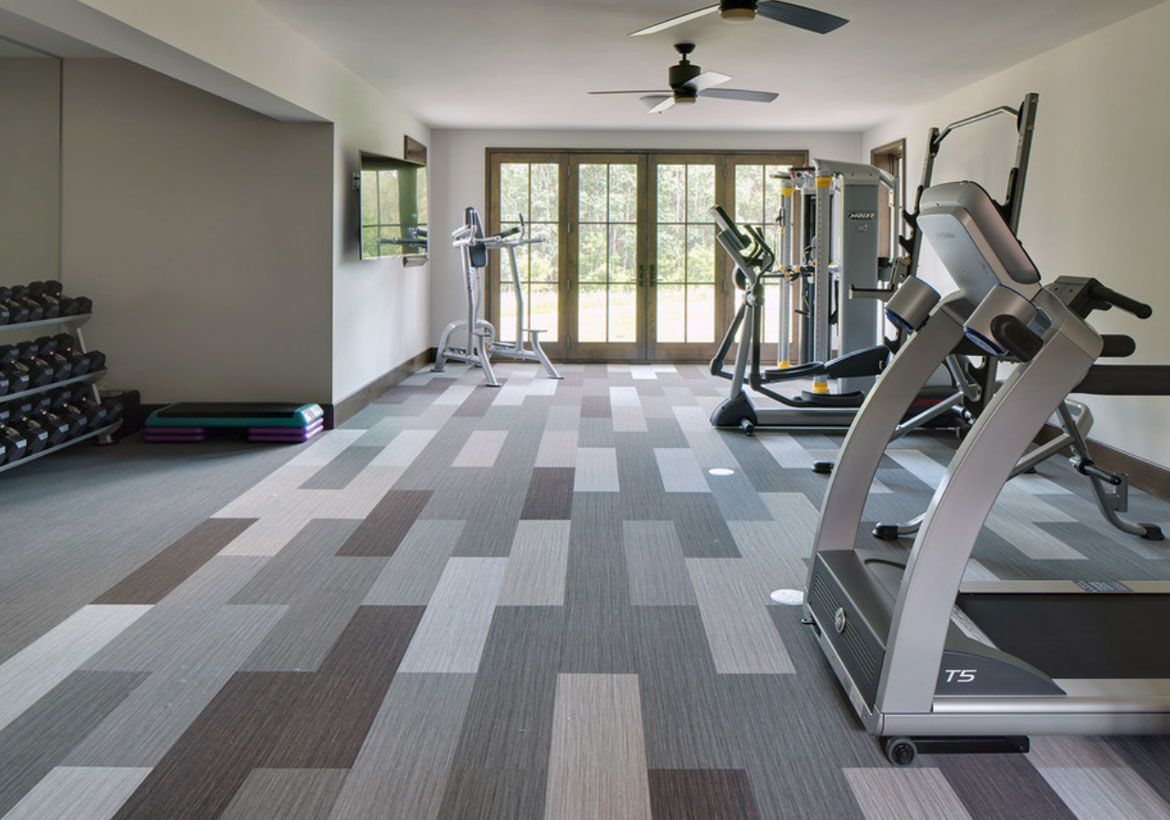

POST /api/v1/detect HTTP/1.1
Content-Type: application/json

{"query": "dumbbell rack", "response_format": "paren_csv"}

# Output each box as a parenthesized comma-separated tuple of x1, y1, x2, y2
(0, 311, 120, 475)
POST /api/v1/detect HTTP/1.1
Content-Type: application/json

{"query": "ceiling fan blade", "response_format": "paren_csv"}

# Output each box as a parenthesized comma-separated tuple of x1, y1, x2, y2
(756, 1, 849, 33)
(640, 95, 673, 110)
(683, 71, 731, 93)
(699, 88, 780, 103)
(589, 89, 672, 95)
(648, 97, 677, 114)
(629, 4, 719, 36)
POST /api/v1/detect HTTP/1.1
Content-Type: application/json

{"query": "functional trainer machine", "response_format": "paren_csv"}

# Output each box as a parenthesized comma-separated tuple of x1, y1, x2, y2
(708, 159, 966, 432)
(804, 148, 1170, 764)
(434, 207, 562, 386)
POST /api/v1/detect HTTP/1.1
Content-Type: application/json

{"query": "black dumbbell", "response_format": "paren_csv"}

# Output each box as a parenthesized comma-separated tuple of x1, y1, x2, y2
(29, 281, 91, 317)
(14, 284, 60, 320)
(0, 290, 29, 324)
(0, 362, 30, 395)
(48, 334, 95, 375)
(0, 302, 9, 325)
(102, 398, 124, 425)
(32, 336, 80, 381)
(28, 407, 70, 446)
(67, 387, 110, 430)
(13, 342, 63, 386)
(62, 295, 93, 316)
(46, 390, 88, 437)
(0, 425, 28, 465)
(0, 287, 43, 322)
(10, 417, 49, 454)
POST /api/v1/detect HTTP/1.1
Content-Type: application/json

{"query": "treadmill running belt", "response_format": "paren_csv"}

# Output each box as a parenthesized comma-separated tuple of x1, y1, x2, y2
(958, 593, 1170, 680)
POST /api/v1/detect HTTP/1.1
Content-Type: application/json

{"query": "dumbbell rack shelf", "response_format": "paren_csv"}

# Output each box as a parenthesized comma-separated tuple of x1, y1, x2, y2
(0, 369, 108, 407)
(0, 303, 120, 473)
(0, 421, 120, 476)
(0, 313, 93, 333)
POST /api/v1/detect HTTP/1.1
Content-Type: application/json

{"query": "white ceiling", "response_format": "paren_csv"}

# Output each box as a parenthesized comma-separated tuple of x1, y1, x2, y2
(255, 0, 1161, 131)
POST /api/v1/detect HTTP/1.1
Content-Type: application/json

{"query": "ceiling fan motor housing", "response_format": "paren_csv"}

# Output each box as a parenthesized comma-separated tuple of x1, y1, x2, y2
(669, 60, 700, 89)
(720, 0, 758, 22)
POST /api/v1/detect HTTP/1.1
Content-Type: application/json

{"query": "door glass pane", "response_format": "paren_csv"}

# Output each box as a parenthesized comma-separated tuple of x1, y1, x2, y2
(497, 161, 560, 342)
(578, 284, 608, 342)
(609, 284, 637, 342)
(577, 162, 638, 345)
(734, 163, 792, 357)
(656, 285, 686, 343)
(656, 162, 715, 343)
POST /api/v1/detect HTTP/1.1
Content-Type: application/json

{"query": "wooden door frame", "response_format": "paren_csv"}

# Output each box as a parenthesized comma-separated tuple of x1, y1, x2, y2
(484, 151, 571, 360)
(486, 147, 809, 363)
(565, 153, 646, 362)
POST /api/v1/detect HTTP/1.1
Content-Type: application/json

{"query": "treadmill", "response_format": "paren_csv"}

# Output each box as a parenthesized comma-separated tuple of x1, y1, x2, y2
(804, 168, 1170, 764)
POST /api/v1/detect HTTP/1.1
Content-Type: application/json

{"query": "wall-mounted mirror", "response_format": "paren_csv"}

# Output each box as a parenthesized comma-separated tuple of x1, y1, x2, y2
(0, 37, 61, 286)
(358, 151, 428, 261)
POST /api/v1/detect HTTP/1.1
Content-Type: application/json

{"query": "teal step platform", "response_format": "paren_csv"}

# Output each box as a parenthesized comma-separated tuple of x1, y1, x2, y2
(146, 403, 324, 429)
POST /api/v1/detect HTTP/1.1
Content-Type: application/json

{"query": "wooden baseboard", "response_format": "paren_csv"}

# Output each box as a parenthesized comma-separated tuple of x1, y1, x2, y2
(325, 348, 435, 428)
(1036, 424, 1170, 502)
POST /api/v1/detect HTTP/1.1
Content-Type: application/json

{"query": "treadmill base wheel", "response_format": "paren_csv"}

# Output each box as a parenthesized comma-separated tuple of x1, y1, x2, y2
(812, 460, 834, 475)
(884, 737, 917, 766)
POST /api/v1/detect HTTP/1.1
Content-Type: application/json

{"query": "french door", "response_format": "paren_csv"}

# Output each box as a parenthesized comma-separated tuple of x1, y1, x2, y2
(488, 149, 806, 362)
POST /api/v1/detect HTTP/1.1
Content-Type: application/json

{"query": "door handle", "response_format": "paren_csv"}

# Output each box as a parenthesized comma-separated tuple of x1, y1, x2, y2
(649, 264, 656, 288)
(638, 264, 645, 288)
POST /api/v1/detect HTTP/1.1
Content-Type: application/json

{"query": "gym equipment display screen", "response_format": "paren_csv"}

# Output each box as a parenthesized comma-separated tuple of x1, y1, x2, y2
(358, 152, 427, 260)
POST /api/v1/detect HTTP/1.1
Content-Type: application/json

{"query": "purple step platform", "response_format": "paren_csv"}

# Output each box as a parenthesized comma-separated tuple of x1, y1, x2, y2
(247, 426, 323, 444)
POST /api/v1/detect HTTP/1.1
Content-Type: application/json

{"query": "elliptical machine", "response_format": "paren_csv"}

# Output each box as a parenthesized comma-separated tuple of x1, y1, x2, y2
(434, 207, 562, 387)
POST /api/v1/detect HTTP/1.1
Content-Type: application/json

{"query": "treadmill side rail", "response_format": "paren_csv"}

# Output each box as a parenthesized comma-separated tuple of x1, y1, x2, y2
(877, 328, 1102, 717)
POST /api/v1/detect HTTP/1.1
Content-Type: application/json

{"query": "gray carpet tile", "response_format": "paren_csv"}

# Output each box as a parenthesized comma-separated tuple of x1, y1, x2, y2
(648, 768, 761, 820)
(221, 769, 349, 820)
(327, 673, 477, 820)
(624, 521, 698, 606)
(3, 766, 153, 820)
(544, 673, 653, 820)
(0, 670, 147, 817)
(934, 754, 1077, 819)
(92, 518, 257, 605)
(363, 520, 467, 606)
(299, 445, 384, 490)
(5, 362, 1170, 818)
(0, 605, 150, 733)
(498, 520, 571, 606)
(65, 605, 287, 767)
(396, 558, 509, 674)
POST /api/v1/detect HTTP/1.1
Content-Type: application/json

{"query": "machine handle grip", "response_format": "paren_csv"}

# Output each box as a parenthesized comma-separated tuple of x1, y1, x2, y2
(1099, 335, 1136, 358)
(1090, 283, 1152, 318)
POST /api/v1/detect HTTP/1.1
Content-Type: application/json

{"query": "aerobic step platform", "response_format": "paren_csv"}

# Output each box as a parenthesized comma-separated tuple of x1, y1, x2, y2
(144, 403, 325, 444)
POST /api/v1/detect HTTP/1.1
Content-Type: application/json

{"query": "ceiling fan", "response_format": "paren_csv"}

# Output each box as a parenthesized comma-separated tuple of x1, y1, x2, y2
(588, 43, 778, 114)
(629, 0, 848, 37)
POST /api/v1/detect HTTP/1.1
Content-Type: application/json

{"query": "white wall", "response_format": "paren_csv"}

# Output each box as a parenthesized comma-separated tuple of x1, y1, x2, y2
(61, 59, 334, 404)
(0, 0, 433, 404)
(428, 128, 863, 344)
(0, 57, 59, 284)
(864, 0, 1170, 468)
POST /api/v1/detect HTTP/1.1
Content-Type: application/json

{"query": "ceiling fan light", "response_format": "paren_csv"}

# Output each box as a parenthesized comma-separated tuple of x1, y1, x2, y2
(675, 95, 697, 105)
(720, 7, 756, 23)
